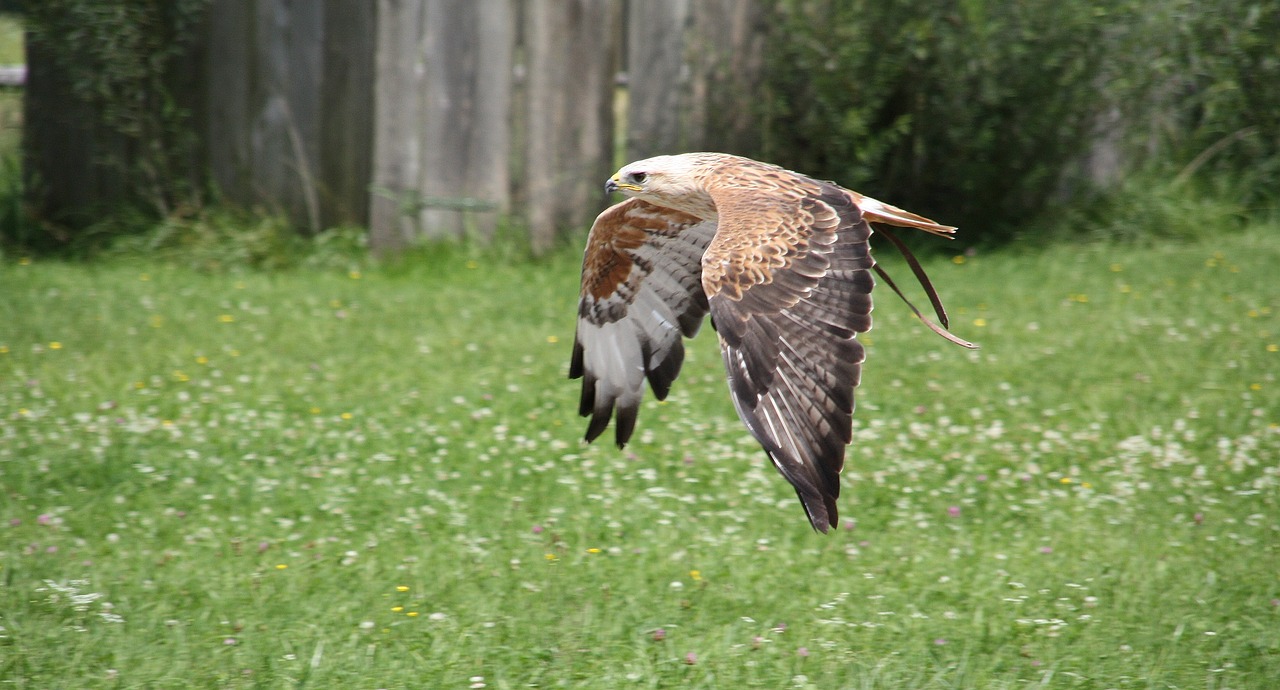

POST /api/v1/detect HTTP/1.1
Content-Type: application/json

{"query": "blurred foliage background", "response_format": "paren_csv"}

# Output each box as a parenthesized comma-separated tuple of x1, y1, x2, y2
(761, 0, 1279, 242)
(4, 0, 1279, 255)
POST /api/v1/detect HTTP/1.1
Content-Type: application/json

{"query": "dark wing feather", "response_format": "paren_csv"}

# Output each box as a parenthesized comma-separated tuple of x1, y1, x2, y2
(704, 179, 874, 532)
(570, 198, 717, 448)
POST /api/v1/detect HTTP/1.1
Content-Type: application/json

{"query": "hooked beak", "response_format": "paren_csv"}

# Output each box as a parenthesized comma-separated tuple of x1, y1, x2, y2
(605, 174, 641, 195)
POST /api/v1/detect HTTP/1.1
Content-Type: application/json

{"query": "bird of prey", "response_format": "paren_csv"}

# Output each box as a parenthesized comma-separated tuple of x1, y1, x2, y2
(569, 152, 975, 532)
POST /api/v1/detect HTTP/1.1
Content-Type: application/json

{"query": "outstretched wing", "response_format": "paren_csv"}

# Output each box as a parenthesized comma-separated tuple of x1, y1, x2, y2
(702, 175, 875, 533)
(570, 198, 718, 448)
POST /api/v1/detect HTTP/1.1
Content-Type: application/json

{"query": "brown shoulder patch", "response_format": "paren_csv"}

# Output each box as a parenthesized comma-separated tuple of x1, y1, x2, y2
(582, 200, 704, 301)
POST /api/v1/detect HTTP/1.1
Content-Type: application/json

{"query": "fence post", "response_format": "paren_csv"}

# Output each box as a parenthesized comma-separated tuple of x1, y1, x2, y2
(625, 0, 689, 161)
(624, 0, 765, 161)
(369, 0, 515, 253)
(319, 0, 376, 230)
(206, 0, 324, 231)
(522, 0, 621, 254)
(687, 0, 767, 157)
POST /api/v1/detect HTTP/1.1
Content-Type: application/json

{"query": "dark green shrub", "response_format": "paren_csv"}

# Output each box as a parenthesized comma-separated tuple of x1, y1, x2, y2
(1154, 0, 1279, 207)
(761, 0, 1115, 242)
(22, 0, 209, 248)
(759, 0, 1279, 242)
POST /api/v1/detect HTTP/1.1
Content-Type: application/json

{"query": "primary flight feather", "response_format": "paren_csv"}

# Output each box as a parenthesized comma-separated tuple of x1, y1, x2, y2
(569, 152, 975, 532)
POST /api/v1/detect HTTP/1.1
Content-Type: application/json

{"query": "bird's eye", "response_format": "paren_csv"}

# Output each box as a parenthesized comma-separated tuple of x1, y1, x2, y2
(629, 172, 648, 184)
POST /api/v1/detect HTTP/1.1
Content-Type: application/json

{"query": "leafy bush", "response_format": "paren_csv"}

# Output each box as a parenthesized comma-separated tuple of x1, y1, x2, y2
(24, 0, 209, 229)
(1141, 0, 1279, 206)
(760, 0, 1279, 243)
(762, 0, 1116, 242)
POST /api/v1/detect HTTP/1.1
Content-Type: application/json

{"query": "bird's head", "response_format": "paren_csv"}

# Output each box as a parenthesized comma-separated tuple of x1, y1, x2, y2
(605, 154, 717, 218)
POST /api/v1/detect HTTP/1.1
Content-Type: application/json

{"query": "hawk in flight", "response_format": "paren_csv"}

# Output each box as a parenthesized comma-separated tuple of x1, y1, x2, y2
(570, 153, 975, 532)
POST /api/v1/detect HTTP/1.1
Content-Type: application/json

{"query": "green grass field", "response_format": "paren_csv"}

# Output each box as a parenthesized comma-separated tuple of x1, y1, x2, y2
(2, 223, 1278, 688)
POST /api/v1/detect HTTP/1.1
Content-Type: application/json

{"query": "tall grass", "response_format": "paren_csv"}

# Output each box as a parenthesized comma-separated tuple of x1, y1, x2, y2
(1, 221, 1277, 687)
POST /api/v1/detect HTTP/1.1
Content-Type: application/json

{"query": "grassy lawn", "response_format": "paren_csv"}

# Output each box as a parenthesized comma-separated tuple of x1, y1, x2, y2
(1, 224, 1278, 688)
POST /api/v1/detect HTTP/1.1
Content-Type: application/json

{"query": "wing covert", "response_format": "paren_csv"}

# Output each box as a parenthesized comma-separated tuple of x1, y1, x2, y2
(705, 179, 875, 533)
(570, 199, 717, 448)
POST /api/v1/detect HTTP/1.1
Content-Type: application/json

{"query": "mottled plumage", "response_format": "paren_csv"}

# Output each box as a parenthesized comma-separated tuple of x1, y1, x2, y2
(570, 153, 974, 532)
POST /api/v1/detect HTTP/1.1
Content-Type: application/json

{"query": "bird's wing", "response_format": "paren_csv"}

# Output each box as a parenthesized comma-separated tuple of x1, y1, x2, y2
(701, 173, 878, 533)
(571, 198, 718, 448)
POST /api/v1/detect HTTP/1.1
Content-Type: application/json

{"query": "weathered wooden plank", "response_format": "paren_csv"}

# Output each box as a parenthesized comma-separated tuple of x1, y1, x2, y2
(687, 0, 766, 156)
(370, 0, 515, 252)
(27, 1, 767, 250)
(319, 0, 375, 229)
(625, 0, 689, 160)
(523, 0, 621, 253)
(421, 0, 514, 240)
(206, 0, 373, 232)
(205, 0, 324, 228)
(369, 0, 424, 251)
(250, 0, 323, 229)
(624, 0, 765, 160)
(204, 0, 253, 206)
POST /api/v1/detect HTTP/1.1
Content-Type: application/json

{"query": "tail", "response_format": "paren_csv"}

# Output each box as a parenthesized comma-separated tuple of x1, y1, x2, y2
(847, 192, 979, 350)
(850, 192, 957, 239)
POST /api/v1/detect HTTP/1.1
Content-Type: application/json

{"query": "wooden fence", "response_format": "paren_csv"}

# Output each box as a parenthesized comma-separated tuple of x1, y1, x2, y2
(26, 0, 766, 254)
